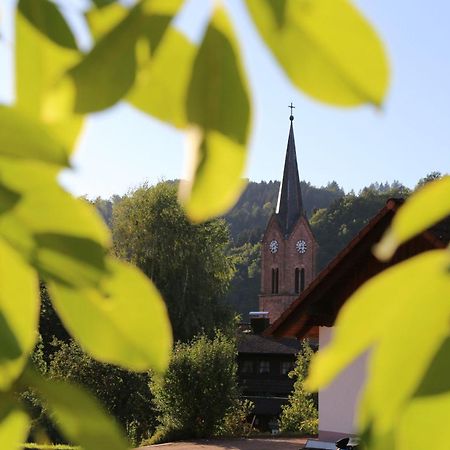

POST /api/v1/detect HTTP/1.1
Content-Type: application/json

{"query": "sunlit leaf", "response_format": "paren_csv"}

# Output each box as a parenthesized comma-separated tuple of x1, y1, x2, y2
(86, 2, 128, 41)
(92, 0, 118, 9)
(305, 250, 450, 392)
(128, 28, 196, 128)
(19, 0, 77, 50)
(0, 402, 30, 450)
(0, 184, 20, 216)
(0, 106, 69, 166)
(0, 239, 39, 391)
(396, 338, 450, 450)
(245, 0, 389, 107)
(16, 4, 83, 151)
(374, 176, 450, 260)
(398, 391, 450, 450)
(180, 130, 247, 222)
(181, 6, 251, 222)
(49, 257, 172, 372)
(27, 369, 128, 450)
(0, 159, 110, 288)
(47, 0, 183, 115)
(358, 268, 450, 432)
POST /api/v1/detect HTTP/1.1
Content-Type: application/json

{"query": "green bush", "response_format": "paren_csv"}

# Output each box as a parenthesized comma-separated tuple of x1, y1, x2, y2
(149, 332, 251, 442)
(279, 340, 318, 435)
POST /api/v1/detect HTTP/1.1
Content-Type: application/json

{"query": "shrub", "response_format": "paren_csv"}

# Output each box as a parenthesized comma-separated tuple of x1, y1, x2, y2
(279, 340, 318, 435)
(149, 332, 250, 442)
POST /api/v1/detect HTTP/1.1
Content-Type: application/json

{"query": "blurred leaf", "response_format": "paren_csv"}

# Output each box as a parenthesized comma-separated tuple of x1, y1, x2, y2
(0, 402, 30, 450)
(374, 176, 450, 260)
(128, 28, 196, 128)
(180, 130, 247, 222)
(245, 0, 389, 106)
(86, 2, 128, 41)
(27, 369, 128, 450)
(0, 159, 110, 288)
(47, 0, 183, 115)
(49, 257, 172, 372)
(0, 106, 69, 166)
(305, 250, 450, 392)
(16, 4, 83, 151)
(19, 0, 77, 50)
(358, 262, 450, 433)
(396, 338, 450, 450)
(0, 184, 20, 216)
(0, 239, 39, 391)
(398, 391, 450, 450)
(92, 0, 118, 9)
(181, 6, 251, 221)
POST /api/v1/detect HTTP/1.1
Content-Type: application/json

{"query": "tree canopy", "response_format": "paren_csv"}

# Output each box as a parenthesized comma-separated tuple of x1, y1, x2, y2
(113, 182, 235, 341)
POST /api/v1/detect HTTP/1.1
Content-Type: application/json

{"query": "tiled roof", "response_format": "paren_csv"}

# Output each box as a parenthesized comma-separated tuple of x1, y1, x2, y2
(237, 333, 300, 354)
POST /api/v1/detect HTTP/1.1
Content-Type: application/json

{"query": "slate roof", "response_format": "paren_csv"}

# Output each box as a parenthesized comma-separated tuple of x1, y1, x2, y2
(275, 118, 304, 236)
(237, 333, 300, 355)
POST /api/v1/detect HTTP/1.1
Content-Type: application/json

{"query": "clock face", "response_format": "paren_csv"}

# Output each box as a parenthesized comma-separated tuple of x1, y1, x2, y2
(296, 239, 307, 254)
(269, 239, 279, 254)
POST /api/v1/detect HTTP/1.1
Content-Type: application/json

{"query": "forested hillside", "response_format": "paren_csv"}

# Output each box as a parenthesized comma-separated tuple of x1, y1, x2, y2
(93, 175, 440, 320)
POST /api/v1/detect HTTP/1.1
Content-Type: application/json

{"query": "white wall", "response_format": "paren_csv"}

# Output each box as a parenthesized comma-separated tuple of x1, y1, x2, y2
(318, 327, 368, 439)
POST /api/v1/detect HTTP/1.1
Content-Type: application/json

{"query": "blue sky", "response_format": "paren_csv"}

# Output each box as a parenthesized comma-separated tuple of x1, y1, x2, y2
(1, 0, 449, 199)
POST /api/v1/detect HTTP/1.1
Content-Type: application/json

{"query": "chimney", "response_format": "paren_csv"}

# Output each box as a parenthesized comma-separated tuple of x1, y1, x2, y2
(249, 311, 270, 334)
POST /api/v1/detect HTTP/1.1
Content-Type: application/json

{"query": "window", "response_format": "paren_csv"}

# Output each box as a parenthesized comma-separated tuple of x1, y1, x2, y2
(241, 360, 253, 374)
(271, 268, 279, 294)
(280, 361, 293, 375)
(300, 268, 305, 292)
(295, 268, 300, 294)
(258, 360, 270, 374)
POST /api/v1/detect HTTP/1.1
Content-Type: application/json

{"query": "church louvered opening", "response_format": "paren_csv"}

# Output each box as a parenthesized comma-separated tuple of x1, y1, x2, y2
(295, 268, 300, 294)
(300, 268, 305, 292)
(271, 268, 279, 294)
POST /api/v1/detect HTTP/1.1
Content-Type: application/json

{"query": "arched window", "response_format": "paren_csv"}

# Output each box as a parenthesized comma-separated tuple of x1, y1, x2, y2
(300, 268, 305, 292)
(271, 268, 279, 294)
(295, 268, 300, 294)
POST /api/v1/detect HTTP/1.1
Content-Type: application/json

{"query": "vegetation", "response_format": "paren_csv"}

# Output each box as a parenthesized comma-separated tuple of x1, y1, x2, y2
(112, 183, 235, 341)
(149, 333, 252, 443)
(279, 341, 318, 435)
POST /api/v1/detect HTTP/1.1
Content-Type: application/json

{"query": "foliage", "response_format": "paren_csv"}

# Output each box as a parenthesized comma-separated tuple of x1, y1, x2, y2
(112, 182, 235, 341)
(279, 341, 318, 435)
(149, 332, 249, 442)
(306, 176, 450, 450)
(48, 341, 155, 446)
(2, 0, 389, 446)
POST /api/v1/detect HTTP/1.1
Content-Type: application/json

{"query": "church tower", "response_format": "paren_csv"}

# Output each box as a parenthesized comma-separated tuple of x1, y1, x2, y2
(259, 111, 317, 323)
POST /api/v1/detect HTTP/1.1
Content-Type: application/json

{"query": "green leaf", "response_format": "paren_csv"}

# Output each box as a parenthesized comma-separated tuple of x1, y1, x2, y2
(49, 257, 172, 372)
(85, 2, 128, 41)
(92, 0, 118, 9)
(398, 391, 450, 450)
(245, 0, 389, 107)
(0, 106, 69, 166)
(305, 250, 450, 392)
(16, 3, 83, 151)
(0, 401, 30, 450)
(19, 0, 77, 50)
(128, 28, 196, 129)
(27, 369, 128, 450)
(396, 339, 450, 450)
(0, 238, 39, 391)
(0, 159, 110, 288)
(358, 263, 450, 433)
(374, 176, 450, 260)
(0, 184, 20, 216)
(181, 6, 251, 222)
(47, 0, 183, 115)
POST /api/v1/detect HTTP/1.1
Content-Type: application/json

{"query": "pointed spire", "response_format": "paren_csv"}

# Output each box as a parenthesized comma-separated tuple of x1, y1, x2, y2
(275, 112, 304, 235)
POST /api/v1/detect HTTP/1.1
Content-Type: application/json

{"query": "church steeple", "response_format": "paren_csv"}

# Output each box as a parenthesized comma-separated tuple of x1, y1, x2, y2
(275, 113, 304, 236)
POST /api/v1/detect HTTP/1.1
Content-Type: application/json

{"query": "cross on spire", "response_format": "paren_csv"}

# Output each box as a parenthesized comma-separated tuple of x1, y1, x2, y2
(289, 102, 295, 121)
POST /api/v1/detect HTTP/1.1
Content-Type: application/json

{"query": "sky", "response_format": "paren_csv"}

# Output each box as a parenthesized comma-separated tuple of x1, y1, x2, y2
(1, 0, 449, 199)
